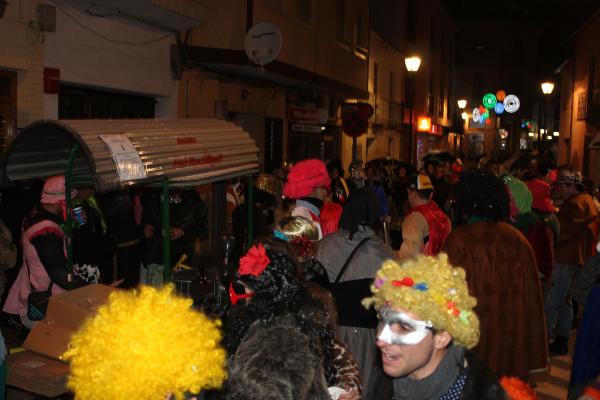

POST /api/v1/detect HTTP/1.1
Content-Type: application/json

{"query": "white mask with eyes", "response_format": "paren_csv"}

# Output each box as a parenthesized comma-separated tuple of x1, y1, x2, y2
(377, 308, 433, 346)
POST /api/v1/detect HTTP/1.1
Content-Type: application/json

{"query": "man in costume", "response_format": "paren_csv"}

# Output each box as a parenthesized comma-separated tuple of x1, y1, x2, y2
(546, 167, 598, 355)
(363, 254, 505, 399)
(283, 159, 331, 239)
(396, 174, 451, 260)
(442, 169, 548, 381)
(4, 176, 86, 326)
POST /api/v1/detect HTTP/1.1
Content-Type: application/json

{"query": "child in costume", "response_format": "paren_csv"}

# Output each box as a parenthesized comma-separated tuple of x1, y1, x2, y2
(63, 285, 227, 400)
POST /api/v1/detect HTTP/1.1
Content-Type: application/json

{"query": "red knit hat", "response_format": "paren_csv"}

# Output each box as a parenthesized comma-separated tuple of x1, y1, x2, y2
(283, 159, 331, 199)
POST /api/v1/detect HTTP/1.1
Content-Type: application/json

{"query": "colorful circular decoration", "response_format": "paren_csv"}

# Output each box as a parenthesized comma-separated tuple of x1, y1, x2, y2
(503, 95, 520, 113)
(482, 93, 497, 109)
(482, 109, 490, 119)
(472, 108, 481, 122)
(478, 105, 486, 115)
(494, 102, 505, 114)
(496, 90, 506, 102)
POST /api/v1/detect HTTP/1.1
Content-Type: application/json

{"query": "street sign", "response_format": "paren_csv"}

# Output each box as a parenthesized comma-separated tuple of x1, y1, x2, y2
(341, 102, 374, 137)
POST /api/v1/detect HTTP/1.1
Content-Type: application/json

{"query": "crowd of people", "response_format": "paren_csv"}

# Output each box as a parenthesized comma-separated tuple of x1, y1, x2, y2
(0, 151, 599, 400)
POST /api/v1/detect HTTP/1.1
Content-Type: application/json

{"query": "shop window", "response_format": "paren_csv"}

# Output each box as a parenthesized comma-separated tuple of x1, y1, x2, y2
(59, 85, 155, 119)
(355, 12, 368, 51)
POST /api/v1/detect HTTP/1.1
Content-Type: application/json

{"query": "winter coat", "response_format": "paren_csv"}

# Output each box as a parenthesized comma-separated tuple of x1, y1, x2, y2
(556, 193, 598, 266)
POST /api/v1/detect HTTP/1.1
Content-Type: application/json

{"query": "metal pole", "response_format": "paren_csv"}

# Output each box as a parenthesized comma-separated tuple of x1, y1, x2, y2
(352, 136, 357, 162)
(65, 144, 79, 275)
(246, 175, 254, 251)
(161, 177, 171, 282)
(408, 74, 414, 164)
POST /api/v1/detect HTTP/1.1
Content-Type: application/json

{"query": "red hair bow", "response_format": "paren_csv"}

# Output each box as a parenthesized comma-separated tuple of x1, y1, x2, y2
(238, 243, 270, 276)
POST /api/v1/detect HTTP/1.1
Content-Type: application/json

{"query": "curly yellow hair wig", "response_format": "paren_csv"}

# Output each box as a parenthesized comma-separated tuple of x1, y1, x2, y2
(362, 254, 480, 349)
(63, 285, 227, 400)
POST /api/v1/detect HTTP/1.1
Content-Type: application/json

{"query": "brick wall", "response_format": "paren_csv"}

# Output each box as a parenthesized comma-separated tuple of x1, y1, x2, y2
(0, 0, 44, 128)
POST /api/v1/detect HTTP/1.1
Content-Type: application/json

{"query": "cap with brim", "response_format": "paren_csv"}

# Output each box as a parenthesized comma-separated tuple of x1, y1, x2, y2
(408, 174, 434, 191)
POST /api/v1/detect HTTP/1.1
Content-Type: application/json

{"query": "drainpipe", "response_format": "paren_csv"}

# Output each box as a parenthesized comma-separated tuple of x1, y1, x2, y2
(568, 45, 576, 166)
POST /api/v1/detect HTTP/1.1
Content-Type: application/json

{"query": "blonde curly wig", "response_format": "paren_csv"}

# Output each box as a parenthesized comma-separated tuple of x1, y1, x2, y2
(63, 285, 227, 400)
(362, 254, 480, 349)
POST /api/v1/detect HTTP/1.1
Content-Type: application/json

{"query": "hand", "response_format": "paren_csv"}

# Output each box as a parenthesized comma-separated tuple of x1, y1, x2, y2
(339, 387, 360, 400)
(143, 224, 154, 239)
(170, 227, 184, 240)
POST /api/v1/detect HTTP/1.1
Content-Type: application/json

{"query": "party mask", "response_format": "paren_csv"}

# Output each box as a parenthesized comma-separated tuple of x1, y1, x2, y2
(377, 307, 433, 346)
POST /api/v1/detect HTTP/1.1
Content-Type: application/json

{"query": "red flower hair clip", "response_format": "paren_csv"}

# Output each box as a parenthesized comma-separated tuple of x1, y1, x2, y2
(238, 243, 270, 276)
(290, 236, 315, 257)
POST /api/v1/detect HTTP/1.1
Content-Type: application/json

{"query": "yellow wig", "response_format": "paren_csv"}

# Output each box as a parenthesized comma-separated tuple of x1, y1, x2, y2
(362, 254, 480, 349)
(63, 285, 227, 400)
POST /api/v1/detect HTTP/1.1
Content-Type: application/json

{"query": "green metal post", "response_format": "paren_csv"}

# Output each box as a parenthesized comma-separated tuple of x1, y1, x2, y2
(65, 144, 79, 273)
(246, 175, 254, 251)
(161, 177, 171, 282)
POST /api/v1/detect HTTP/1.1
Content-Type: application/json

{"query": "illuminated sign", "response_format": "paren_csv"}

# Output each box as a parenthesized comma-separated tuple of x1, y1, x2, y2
(482, 93, 497, 109)
(503, 95, 520, 113)
(417, 116, 432, 132)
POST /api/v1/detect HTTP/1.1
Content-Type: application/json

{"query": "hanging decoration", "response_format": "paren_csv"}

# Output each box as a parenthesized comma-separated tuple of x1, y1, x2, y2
(482, 93, 497, 109)
(494, 103, 505, 114)
(503, 94, 520, 113)
(472, 108, 481, 122)
(496, 90, 506, 102)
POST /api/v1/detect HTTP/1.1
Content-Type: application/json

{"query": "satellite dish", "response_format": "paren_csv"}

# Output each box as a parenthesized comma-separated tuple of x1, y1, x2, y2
(245, 22, 282, 66)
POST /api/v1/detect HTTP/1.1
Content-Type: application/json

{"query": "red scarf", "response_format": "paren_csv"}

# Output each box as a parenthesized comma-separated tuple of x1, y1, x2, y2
(408, 202, 451, 255)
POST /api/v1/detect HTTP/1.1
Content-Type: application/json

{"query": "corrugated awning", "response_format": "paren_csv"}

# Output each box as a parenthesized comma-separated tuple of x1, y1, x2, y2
(1, 119, 259, 192)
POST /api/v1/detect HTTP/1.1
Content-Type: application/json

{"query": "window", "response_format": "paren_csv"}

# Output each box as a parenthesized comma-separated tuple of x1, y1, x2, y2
(296, 0, 313, 25)
(336, 0, 348, 43)
(373, 62, 379, 95)
(577, 91, 587, 120)
(406, 0, 417, 44)
(389, 71, 395, 101)
(430, 17, 436, 54)
(59, 85, 155, 119)
(355, 12, 368, 50)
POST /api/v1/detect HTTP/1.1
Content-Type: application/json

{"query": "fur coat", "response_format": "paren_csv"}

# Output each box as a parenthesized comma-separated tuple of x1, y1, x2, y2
(442, 221, 549, 381)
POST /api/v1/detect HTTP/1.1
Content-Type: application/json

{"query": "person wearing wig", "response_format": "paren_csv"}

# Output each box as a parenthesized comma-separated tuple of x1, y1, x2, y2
(221, 243, 362, 399)
(363, 254, 506, 399)
(283, 159, 331, 239)
(442, 169, 548, 381)
(63, 285, 227, 399)
(316, 187, 394, 399)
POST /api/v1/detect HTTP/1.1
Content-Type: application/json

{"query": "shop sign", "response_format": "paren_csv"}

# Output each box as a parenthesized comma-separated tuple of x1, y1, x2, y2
(291, 123, 323, 133)
(287, 107, 328, 124)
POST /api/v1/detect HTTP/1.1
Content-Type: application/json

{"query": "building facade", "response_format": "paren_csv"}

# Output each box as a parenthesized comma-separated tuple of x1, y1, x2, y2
(558, 10, 600, 184)
(181, 0, 369, 172)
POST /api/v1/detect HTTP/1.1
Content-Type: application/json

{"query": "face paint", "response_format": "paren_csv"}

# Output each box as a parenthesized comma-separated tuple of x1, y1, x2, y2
(377, 308, 433, 346)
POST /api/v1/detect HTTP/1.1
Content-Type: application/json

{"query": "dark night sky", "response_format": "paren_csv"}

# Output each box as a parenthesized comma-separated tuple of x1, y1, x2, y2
(443, 0, 600, 72)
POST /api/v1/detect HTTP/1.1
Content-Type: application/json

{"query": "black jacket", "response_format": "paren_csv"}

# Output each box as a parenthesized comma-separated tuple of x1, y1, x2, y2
(461, 350, 506, 400)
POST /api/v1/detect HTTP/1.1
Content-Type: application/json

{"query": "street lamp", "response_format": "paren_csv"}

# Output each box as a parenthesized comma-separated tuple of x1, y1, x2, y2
(457, 99, 467, 109)
(405, 56, 421, 164)
(540, 81, 554, 151)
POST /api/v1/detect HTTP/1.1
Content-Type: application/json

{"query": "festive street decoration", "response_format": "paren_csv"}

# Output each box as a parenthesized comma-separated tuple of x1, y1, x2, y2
(494, 103, 505, 114)
(472, 108, 481, 122)
(496, 90, 506, 102)
(482, 93, 497, 109)
(503, 94, 520, 113)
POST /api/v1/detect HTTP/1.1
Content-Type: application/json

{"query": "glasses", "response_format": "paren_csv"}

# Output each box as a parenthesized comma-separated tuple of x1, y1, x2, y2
(228, 281, 254, 305)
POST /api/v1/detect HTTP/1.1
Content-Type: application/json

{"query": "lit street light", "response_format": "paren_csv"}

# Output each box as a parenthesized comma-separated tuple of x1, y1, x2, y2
(405, 56, 421, 164)
(457, 99, 467, 109)
(540, 81, 554, 151)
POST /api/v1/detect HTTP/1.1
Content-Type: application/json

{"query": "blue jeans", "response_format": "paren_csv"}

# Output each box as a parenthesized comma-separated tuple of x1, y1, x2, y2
(545, 263, 579, 338)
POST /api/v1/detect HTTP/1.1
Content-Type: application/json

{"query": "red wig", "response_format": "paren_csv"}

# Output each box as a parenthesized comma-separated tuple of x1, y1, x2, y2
(283, 159, 331, 199)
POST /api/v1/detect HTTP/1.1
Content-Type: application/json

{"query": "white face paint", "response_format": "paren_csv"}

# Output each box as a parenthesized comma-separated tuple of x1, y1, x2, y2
(377, 308, 433, 346)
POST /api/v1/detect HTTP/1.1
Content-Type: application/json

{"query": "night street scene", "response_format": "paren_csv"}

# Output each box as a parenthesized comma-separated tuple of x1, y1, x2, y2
(1, 0, 600, 399)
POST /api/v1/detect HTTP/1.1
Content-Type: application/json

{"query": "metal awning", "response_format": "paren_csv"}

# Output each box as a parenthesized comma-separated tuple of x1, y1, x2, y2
(1, 119, 259, 192)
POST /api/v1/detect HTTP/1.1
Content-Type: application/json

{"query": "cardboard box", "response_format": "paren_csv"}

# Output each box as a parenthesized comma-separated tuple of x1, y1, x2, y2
(24, 284, 116, 360)
(6, 350, 70, 398)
